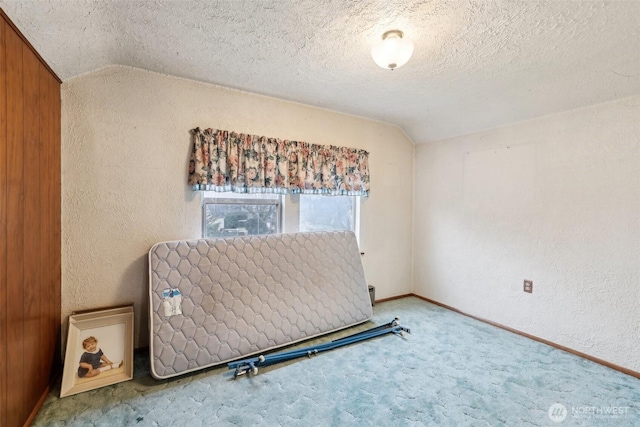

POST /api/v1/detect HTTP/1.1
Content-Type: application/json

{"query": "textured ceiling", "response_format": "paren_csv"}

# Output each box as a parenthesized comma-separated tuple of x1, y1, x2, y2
(1, 0, 639, 143)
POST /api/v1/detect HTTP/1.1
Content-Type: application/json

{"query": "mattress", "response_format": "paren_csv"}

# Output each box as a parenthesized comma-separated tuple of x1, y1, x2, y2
(148, 231, 372, 379)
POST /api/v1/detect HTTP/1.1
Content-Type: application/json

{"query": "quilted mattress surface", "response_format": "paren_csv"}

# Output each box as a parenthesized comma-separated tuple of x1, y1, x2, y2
(148, 231, 372, 379)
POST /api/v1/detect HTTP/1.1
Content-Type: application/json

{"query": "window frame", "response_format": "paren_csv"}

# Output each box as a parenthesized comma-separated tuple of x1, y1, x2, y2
(200, 193, 360, 242)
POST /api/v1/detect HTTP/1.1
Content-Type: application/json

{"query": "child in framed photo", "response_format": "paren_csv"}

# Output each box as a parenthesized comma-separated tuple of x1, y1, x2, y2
(61, 305, 134, 397)
(77, 336, 122, 378)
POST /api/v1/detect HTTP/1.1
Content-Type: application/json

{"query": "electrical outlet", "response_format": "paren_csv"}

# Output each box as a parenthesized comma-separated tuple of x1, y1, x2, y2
(524, 280, 533, 293)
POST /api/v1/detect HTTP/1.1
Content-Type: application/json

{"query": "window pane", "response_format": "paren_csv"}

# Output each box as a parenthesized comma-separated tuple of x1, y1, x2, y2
(205, 203, 279, 237)
(299, 195, 354, 233)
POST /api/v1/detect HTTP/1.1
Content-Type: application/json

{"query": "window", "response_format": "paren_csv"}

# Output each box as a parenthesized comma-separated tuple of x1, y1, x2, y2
(202, 193, 282, 238)
(299, 195, 359, 236)
(202, 193, 360, 241)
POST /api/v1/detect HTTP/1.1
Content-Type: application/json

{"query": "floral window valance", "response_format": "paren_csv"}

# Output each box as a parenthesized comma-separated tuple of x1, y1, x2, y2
(188, 128, 370, 196)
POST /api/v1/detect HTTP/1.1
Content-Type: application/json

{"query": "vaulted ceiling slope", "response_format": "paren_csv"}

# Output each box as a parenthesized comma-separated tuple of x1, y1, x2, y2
(2, 0, 639, 144)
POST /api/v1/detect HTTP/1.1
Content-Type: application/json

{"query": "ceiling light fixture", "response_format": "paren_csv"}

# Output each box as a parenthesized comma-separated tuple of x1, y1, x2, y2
(371, 30, 414, 70)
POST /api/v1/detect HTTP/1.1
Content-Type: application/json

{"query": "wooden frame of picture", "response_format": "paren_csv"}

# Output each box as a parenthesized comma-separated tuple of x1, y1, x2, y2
(60, 304, 134, 398)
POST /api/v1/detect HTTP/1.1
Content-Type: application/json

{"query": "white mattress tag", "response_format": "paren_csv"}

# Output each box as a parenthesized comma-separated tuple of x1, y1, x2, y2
(162, 289, 182, 317)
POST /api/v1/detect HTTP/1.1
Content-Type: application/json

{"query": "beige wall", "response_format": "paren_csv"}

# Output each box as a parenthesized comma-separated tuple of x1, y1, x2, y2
(62, 66, 414, 347)
(413, 94, 640, 372)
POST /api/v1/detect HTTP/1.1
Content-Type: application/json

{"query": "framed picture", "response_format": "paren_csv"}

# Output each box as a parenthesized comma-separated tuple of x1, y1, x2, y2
(60, 304, 134, 398)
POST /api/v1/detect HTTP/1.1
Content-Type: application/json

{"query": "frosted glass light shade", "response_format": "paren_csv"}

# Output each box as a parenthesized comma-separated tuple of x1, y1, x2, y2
(371, 30, 414, 70)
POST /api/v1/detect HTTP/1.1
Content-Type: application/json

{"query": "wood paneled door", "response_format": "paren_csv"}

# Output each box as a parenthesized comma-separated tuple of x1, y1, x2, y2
(0, 9, 61, 427)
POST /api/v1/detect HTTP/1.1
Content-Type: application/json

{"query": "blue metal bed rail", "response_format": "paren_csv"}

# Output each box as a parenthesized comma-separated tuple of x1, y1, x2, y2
(228, 317, 410, 377)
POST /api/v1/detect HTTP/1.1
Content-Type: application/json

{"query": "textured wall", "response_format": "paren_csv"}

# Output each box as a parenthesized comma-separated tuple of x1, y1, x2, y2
(413, 94, 640, 372)
(62, 66, 414, 347)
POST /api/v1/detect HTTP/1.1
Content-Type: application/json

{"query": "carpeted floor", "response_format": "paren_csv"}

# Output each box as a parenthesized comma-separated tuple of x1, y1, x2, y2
(34, 297, 640, 426)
